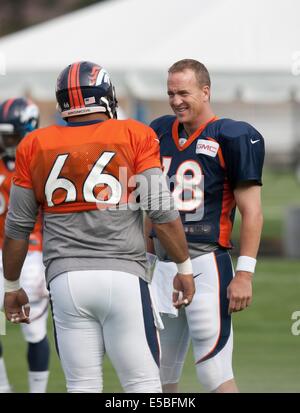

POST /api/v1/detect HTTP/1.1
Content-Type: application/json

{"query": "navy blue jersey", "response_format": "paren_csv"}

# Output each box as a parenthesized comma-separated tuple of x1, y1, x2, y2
(150, 115, 264, 248)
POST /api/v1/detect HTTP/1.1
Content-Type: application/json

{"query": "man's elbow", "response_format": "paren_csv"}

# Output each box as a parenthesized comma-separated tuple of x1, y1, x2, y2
(148, 209, 179, 225)
(5, 221, 32, 241)
(241, 207, 263, 227)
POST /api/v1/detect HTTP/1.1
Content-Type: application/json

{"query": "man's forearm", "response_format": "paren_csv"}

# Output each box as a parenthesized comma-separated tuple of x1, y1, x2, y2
(144, 215, 155, 254)
(3, 236, 29, 281)
(239, 210, 263, 258)
(153, 217, 189, 263)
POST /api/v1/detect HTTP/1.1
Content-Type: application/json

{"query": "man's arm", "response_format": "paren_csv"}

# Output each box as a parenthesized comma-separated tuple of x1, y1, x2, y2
(144, 215, 155, 254)
(227, 184, 263, 313)
(3, 184, 39, 323)
(139, 168, 195, 308)
(3, 237, 30, 323)
(152, 218, 189, 264)
(153, 217, 194, 307)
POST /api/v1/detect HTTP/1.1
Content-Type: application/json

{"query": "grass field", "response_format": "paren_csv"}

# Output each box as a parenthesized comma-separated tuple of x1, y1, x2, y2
(233, 168, 300, 240)
(1, 258, 300, 393)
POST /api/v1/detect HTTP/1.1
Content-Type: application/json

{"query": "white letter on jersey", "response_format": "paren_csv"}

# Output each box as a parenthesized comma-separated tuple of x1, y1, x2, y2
(45, 154, 76, 207)
(162, 157, 204, 221)
(83, 152, 122, 204)
(45, 152, 122, 207)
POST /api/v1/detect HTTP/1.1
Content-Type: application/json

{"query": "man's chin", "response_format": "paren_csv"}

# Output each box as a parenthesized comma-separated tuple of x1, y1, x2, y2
(175, 113, 189, 123)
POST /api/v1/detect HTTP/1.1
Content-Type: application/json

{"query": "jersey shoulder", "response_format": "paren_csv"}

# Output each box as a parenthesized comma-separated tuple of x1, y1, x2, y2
(17, 126, 47, 152)
(213, 118, 263, 142)
(20, 124, 58, 144)
(110, 118, 156, 137)
(150, 115, 176, 139)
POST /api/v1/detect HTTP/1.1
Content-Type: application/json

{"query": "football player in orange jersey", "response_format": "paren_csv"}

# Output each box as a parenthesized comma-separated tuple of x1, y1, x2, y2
(0, 98, 50, 393)
(2, 62, 195, 393)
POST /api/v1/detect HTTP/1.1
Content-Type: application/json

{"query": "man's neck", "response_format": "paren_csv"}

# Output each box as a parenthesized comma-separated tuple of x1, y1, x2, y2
(67, 113, 109, 123)
(183, 109, 215, 136)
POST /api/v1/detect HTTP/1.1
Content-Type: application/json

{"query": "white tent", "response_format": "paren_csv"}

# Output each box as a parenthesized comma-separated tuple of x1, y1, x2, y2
(0, 0, 299, 100)
(127, 0, 300, 100)
(0, 0, 300, 157)
(0, 0, 216, 98)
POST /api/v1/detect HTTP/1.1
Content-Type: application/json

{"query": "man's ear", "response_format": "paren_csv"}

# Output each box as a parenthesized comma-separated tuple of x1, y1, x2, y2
(202, 85, 210, 102)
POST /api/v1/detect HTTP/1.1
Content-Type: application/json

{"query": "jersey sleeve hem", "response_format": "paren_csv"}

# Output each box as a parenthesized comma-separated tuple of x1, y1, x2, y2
(135, 161, 162, 175)
(12, 178, 33, 190)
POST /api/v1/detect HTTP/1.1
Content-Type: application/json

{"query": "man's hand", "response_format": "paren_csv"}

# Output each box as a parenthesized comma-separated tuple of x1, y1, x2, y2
(4, 288, 30, 324)
(227, 271, 253, 314)
(173, 273, 195, 309)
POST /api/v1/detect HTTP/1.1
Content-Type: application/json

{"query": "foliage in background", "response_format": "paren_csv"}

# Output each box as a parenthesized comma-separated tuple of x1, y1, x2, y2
(0, 0, 106, 37)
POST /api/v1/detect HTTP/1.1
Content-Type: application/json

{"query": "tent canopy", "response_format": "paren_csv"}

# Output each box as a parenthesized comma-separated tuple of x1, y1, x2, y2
(0, 0, 299, 100)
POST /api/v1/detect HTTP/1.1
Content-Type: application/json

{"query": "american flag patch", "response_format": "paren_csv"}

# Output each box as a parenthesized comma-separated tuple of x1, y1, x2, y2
(84, 96, 96, 105)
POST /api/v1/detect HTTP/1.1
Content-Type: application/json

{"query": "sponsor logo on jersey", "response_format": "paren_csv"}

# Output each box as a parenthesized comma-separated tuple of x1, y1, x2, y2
(195, 139, 219, 157)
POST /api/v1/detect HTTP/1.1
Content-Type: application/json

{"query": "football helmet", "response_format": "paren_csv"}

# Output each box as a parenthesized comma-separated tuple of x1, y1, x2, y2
(0, 97, 39, 158)
(56, 61, 118, 119)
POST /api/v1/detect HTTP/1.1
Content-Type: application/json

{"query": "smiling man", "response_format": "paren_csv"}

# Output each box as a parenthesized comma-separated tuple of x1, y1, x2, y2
(146, 59, 265, 393)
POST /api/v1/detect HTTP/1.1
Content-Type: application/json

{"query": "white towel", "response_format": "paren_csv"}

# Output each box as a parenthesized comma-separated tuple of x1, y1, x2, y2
(149, 260, 179, 317)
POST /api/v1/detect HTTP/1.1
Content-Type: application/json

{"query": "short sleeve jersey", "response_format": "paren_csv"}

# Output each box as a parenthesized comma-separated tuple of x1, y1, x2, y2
(150, 116, 265, 248)
(13, 118, 161, 214)
(0, 157, 42, 250)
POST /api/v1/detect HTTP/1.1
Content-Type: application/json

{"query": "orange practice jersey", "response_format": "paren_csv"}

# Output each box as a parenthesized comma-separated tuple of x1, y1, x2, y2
(0, 158, 42, 250)
(13, 119, 161, 214)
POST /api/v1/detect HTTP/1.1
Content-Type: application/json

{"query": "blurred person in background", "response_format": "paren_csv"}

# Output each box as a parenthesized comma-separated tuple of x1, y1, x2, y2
(146, 59, 264, 393)
(0, 98, 50, 393)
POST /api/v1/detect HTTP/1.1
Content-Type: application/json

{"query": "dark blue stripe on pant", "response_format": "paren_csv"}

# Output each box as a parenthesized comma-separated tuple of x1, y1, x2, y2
(139, 279, 160, 367)
(199, 249, 233, 363)
(48, 289, 60, 359)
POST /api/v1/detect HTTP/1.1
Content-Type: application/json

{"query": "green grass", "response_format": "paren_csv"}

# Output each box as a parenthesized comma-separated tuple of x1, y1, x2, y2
(233, 259, 300, 393)
(233, 169, 300, 240)
(1, 258, 300, 393)
(181, 259, 300, 393)
(261, 169, 300, 221)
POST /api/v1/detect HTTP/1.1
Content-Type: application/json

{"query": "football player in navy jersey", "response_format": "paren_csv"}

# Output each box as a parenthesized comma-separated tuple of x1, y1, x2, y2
(147, 59, 264, 393)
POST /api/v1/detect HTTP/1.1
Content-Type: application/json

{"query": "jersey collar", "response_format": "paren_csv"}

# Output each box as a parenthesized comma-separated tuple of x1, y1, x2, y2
(172, 116, 217, 151)
(66, 119, 105, 127)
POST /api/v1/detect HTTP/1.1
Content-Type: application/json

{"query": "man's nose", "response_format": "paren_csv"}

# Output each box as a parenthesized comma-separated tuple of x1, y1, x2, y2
(171, 95, 182, 106)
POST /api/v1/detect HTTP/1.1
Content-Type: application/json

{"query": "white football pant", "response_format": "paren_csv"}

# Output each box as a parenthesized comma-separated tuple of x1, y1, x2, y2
(151, 249, 234, 392)
(49, 270, 162, 393)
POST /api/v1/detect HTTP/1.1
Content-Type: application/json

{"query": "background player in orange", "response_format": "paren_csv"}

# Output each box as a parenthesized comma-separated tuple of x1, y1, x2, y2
(2, 61, 195, 393)
(146, 59, 264, 393)
(0, 98, 50, 393)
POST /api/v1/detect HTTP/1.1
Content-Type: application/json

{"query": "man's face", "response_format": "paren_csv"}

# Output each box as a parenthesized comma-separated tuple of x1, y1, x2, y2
(167, 69, 209, 127)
